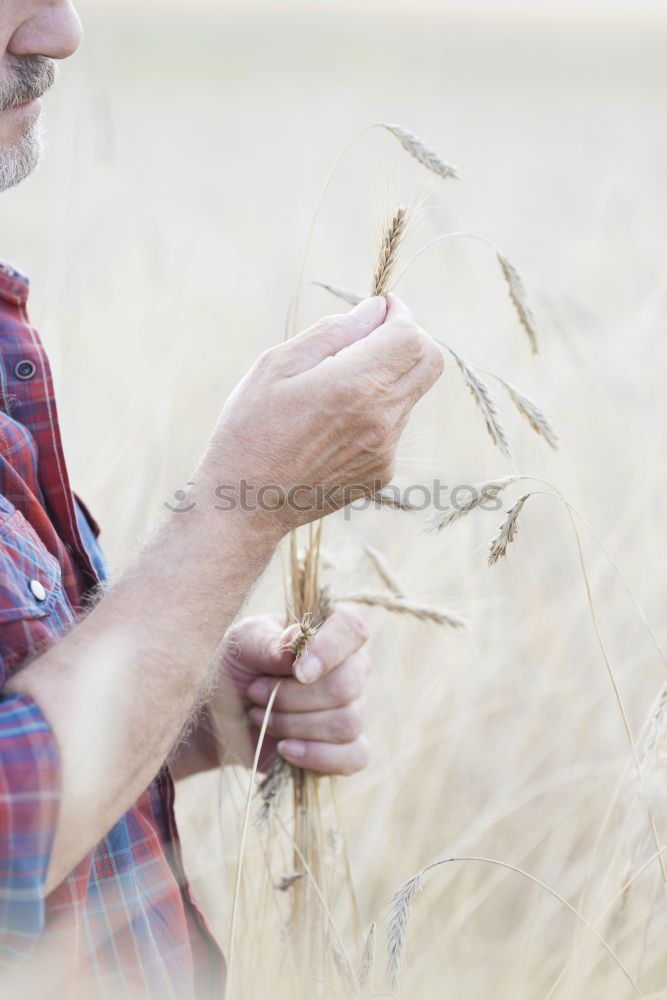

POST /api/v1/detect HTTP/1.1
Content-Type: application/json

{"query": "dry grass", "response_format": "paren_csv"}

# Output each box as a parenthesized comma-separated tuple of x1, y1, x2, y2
(12, 3, 667, 998)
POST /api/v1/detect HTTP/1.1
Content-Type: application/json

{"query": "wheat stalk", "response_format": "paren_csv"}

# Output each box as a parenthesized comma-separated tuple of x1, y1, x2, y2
(447, 347, 512, 458)
(357, 922, 377, 994)
(257, 757, 291, 823)
(497, 253, 540, 355)
(291, 123, 455, 336)
(336, 590, 468, 629)
(386, 858, 642, 996)
(488, 495, 530, 565)
(487, 488, 667, 881)
(363, 543, 405, 596)
(640, 684, 667, 770)
(276, 873, 304, 892)
(372, 206, 409, 297)
(382, 124, 460, 180)
(374, 488, 419, 513)
(312, 281, 363, 307)
(227, 681, 283, 999)
(429, 476, 521, 531)
(387, 872, 424, 989)
(491, 374, 558, 449)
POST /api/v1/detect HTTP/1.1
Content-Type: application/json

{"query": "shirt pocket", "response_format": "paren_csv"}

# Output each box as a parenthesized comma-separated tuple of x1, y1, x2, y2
(0, 503, 75, 681)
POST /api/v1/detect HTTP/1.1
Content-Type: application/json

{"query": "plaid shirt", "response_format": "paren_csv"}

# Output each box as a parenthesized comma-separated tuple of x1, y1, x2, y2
(0, 262, 223, 999)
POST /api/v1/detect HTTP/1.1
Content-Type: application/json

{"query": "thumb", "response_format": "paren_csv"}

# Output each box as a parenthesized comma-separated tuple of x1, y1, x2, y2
(278, 296, 387, 374)
(384, 293, 412, 319)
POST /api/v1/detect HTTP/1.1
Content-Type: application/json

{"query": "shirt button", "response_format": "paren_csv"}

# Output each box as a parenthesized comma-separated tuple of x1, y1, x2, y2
(15, 360, 37, 381)
(30, 579, 47, 602)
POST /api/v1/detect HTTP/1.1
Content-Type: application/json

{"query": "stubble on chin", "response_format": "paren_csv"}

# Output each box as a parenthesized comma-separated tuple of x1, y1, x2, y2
(0, 116, 45, 193)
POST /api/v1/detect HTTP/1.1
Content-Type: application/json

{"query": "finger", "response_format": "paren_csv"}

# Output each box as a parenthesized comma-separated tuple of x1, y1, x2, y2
(293, 604, 368, 684)
(278, 297, 387, 374)
(330, 297, 425, 384)
(278, 736, 370, 776)
(225, 616, 300, 677)
(246, 651, 371, 712)
(248, 697, 365, 744)
(393, 334, 445, 414)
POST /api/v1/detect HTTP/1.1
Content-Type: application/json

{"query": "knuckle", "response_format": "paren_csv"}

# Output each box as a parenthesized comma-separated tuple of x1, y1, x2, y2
(430, 342, 446, 377)
(341, 736, 371, 776)
(254, 346, 279, 374)
(333, 701, 364, 742)
(365, 415, 395, 451)
(393, 321, 425, 362)
(333, 604, 369, 643)
(330, 664, 362, 705)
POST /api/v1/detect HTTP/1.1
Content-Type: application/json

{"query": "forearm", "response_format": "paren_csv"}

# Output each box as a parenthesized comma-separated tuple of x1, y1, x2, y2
(5, 497, 280, 893)
(170, 707, 223, 780)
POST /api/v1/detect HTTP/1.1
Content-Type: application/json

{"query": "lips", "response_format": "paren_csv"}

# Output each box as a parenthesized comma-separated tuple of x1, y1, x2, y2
(0, 57, 56, 114)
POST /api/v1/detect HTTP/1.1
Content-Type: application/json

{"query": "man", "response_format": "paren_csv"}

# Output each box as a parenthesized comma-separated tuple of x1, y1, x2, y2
(0, 2, 444, 997)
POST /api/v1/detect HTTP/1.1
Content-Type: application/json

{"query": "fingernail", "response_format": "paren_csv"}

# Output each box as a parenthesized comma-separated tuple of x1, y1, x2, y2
(279, 740, 306, 762)
(247, 679, 270, 705)
(296, 654, 323, 684)
(350, 296, 387, 326)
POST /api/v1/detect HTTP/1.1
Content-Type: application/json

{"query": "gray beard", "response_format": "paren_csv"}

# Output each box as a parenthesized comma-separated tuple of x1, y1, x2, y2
(0, 118, 44, 193)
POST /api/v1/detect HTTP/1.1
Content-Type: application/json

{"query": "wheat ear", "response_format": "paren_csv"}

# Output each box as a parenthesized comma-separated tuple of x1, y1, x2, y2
(490, 374, 558, 449)
(357, 922, 377, 995)
(374, 488, 419, 513)
(497, 253, 539, 354)
(372, 206, 408, 297)
(392, 232, 541, 354)
(488, 495, 530, 565)
(311, 281, 364, 307)
(363, 543, 405, 596)
(430, 476, 521, 532)
(387, 873, 424, 989)
(446, 346, 511, 458)
(336, 590, 468, 629)
(382, 124, 460, 180)
(257, 757, 291, 822)
(386, 858, 641, 996)
(488, 489, 667, 880)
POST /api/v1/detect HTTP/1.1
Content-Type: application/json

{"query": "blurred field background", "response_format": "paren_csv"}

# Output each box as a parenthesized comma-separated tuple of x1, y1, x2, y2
(3, 0, 667, 996)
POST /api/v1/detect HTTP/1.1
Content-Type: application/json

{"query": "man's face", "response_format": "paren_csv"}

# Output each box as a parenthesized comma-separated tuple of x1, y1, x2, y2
(0, 1, 81, 192)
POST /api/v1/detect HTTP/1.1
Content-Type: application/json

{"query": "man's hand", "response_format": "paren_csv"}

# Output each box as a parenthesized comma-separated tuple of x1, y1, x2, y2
(180, 606, 372, 778)
(204, 294, 445, 533)
(9, 293, 442, 892)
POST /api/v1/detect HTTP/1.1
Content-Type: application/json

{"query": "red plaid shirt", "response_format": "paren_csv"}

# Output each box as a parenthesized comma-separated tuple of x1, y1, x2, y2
(0, 262, 224, 998)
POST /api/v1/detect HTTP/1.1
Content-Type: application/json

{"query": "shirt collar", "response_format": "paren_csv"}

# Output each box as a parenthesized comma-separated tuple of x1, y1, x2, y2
(0, 260, 29, 306)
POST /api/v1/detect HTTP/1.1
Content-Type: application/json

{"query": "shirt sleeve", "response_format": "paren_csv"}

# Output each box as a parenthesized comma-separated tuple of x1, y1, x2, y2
(0, 689, 61, 963)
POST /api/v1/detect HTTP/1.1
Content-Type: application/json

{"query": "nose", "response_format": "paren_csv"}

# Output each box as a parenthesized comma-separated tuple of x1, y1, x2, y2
(9, 2, 83, 62)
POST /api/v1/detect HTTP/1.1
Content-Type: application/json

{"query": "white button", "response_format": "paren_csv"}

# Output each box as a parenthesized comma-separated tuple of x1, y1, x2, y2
(30, 579, 46, 602)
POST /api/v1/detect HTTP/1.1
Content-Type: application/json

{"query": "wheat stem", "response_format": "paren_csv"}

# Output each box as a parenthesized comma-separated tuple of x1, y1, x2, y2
(488, 487, 667, 881)
(544, 847, 667, 1000)
(227, 680, 283, 999)
(387, 857, 643, 996)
